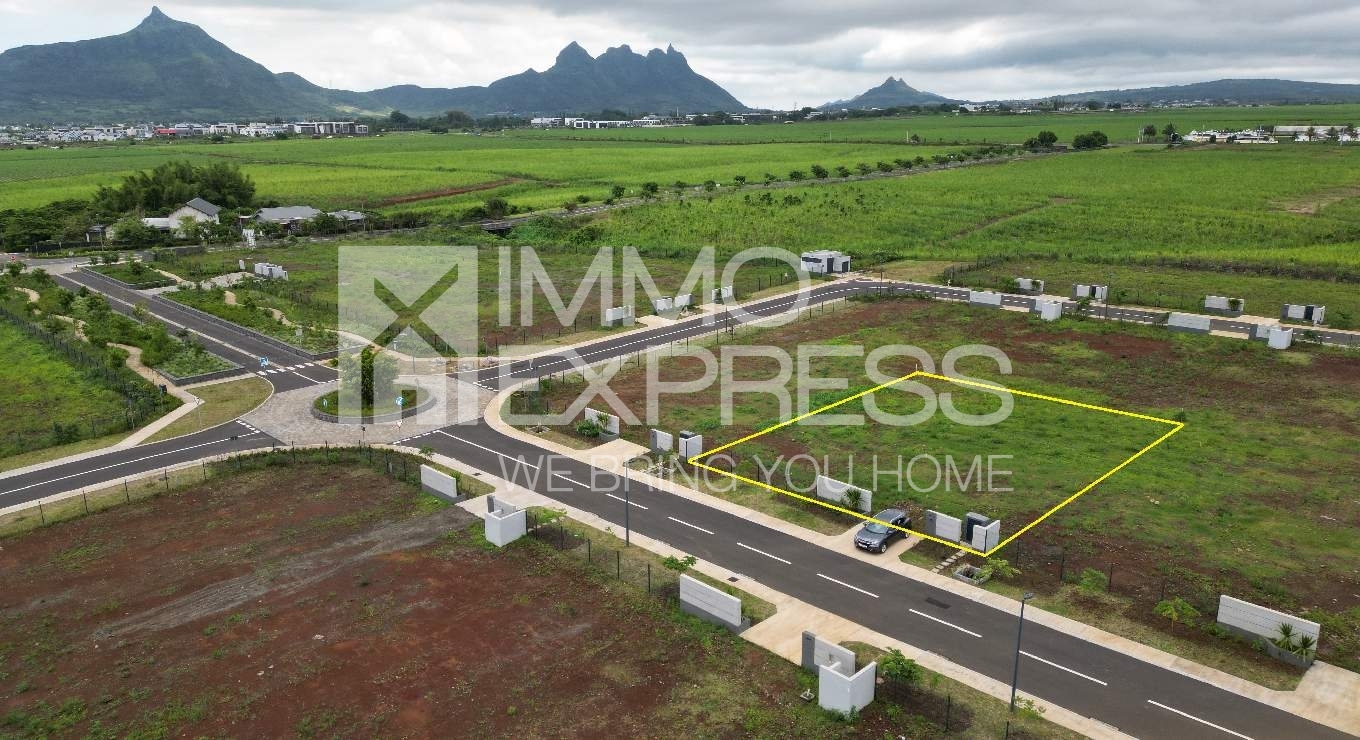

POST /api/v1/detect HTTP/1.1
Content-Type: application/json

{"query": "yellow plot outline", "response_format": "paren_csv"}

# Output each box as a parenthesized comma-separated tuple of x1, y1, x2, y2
(687, 371, 1184, 557)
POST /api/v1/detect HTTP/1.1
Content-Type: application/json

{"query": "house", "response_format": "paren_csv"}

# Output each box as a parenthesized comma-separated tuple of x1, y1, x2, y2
(250, 206, 322, 230)
(167, 198, 222, 233)
(801, 250, 851, 275)
(328, 210, 367, 228)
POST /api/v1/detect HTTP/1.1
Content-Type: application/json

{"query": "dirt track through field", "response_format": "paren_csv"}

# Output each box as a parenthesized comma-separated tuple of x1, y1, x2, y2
(375, 178, 520, 206)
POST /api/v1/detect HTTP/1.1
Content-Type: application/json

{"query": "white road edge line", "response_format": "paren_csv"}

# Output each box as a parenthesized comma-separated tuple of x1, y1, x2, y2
(1020, 651, 1108, 686)
(605, 493, 648, 509)
(1146, 700, 1255, 740)
(817, 572, 878, 598)
(667, 516, 714, 535)
(737, 542, 791, 564)
(908, 608, 981, 637)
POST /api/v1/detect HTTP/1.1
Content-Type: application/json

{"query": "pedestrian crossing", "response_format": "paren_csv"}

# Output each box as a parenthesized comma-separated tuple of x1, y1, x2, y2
(256, 361, 326, 376)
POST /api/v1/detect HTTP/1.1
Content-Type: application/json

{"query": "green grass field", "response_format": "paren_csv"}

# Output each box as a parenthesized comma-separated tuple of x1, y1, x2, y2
(568, 144, 1360, 271)
(156, 237, 799, 349)
(532, 296, 1360, 671)
(0, 130, 964, 213)
(0, 319, 145, 459)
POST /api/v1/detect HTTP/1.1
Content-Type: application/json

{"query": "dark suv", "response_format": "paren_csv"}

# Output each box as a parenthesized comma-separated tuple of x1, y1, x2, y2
(854, 508, 911, 553)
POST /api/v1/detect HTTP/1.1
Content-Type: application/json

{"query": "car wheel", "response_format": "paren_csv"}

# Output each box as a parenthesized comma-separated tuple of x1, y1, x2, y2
(878, 544, 887, 554)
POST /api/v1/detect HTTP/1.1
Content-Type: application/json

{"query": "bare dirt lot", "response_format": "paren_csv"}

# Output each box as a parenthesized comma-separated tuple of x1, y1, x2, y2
(1, 462, 1063, 738)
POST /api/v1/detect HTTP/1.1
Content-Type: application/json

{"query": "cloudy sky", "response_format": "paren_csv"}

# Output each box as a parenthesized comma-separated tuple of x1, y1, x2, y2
(2, 1, 1359, 106)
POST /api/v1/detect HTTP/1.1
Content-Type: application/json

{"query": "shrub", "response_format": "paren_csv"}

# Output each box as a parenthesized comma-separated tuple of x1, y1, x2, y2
(1077, 567, 1108, 594)
(984, 557, 1020, 580)
(575, 418, 602, 437)
(1154, 597, 1201, 624)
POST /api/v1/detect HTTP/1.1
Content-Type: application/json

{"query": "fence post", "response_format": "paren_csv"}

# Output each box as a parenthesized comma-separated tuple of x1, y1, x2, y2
(38, 501, 45, 525)
(163, 469, 170, 493)
(586, 537, 591, 565)
(1108, 563, 1114, 591)
(616, 550, 621, 579)
(945, 694, 951, 731)
(201, 462, 207, 482)
(647, 563, 652, 594)
(81, 489, 89, 514)
(124, 479, 130, 503)
(1058, 551, 1066, 582)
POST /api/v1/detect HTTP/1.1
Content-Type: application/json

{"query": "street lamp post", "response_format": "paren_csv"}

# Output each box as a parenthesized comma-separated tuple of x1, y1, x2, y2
(1010, 591, 1035, 712)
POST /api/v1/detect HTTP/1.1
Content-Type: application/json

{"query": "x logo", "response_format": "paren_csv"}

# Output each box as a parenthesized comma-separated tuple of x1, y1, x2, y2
(372, 265, 461, 352)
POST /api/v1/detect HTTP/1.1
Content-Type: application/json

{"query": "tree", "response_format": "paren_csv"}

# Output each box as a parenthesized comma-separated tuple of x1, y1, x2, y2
(388, 110, 412, 128)
(879, 648, 924, 691)
(1072, 131, 1109, 150)
(6, 260, 24, 278)
(443, 110, 474, 128)
(1161, 123, 1177, 138)
(1037, 130, 1058, 147)
(876, 161, 893, 172)
(855, 162, 872, 175)
(732, 175, 747, 188)
(177, 216, 208, 243)
(810, 164, 829, 179)
(641, 182, 660, 198)
(835, 165, 852, 178)
(787, 170, 807, 181)
(1141, 124, 1157, 138)
(111, 215, 159, 245)
(338, 346, 398, 411)
(764, 173, 778, 185)
(95, 160, 255, 213)
(610, 184, 626, 200)
(482, 197, 511, 220)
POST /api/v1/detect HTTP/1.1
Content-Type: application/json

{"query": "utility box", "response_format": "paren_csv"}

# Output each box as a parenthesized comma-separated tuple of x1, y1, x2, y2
(1267, 327, 1294, 349)
(968, 290, 1004, 308)
(649, 429, 674, 454)
(603, 304, 634, 327)
(678, 431, 703, 460)
(1204, 295, 1244, 316)
(1071, 284, 1109, 302)
(801, 250, 851, 275)
(1032, 299, 1063, 321)
(1014, 277, 1045, 295)
(1168, 312, 1212, 334)
(1281, 304, 1325, 325)
(963, 512, 991, 543)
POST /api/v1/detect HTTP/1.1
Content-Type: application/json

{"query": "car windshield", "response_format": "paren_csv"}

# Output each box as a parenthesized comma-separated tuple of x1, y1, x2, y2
(863, 522, 890, 534)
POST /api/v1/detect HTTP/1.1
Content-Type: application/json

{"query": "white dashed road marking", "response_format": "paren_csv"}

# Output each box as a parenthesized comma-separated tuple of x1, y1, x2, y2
(908, 608, 981, 637)
(736, 542, 791, 564)
(816, 572, 879, 598)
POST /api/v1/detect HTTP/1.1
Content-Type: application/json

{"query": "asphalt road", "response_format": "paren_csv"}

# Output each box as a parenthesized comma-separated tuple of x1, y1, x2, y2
(60, 269, 337, 392)
(0, 420, 277, 509)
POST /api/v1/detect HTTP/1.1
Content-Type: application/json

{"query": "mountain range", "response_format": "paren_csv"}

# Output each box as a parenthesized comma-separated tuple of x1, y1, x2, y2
(0, 7, 745, 123)
(820, 77, 956, 110)
(3, 7, 1360, 124)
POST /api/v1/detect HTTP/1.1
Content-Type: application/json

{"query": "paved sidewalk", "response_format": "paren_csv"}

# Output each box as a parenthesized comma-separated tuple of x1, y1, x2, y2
(478, 384, 1360, 737)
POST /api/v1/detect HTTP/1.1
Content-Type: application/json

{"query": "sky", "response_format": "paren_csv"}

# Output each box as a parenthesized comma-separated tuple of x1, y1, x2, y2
(2, 1, 1359, 107)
